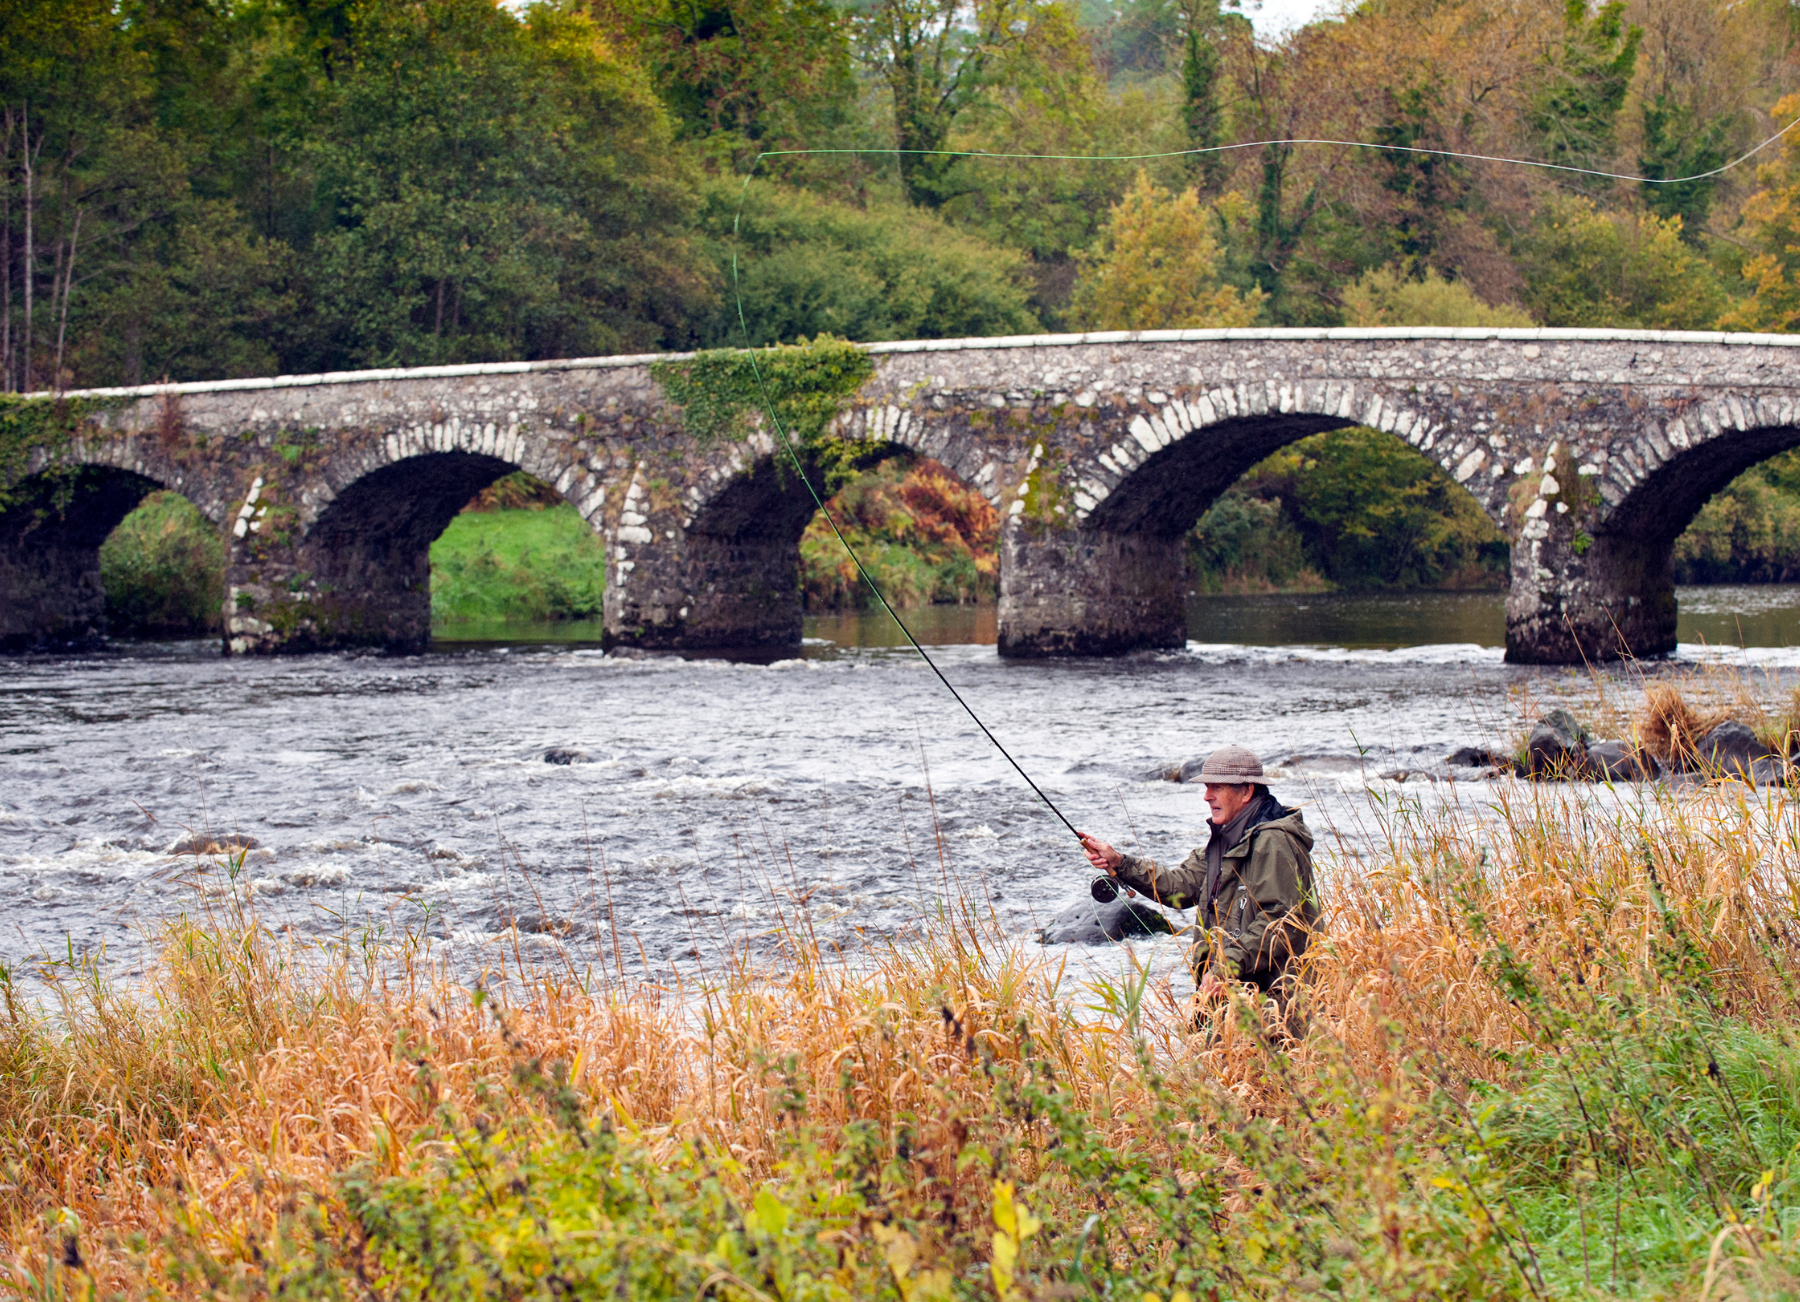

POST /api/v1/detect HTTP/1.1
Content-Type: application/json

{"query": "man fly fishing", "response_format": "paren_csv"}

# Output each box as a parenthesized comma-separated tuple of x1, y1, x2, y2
(1077, 745, 1319, 1036)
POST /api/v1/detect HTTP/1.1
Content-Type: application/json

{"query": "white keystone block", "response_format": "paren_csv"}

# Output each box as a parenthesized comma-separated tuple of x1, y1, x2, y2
(1130, 416, 1160, 453)
(1193, 396, 1216, 425)
(1148, 415, 1171, 446)
(1166, 403, 1191, 433)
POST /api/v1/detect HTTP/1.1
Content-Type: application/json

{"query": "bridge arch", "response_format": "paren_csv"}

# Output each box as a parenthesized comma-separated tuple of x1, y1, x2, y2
(1603, 394, 1800, 544)
(1514, 393, 1800, 663)
(0, 436, 222, 648)
(994, 380, 1499, 656)
(225, 424, 608, 654)
(1068, 380, 1502, 534)
(635, 420, 1004, 650)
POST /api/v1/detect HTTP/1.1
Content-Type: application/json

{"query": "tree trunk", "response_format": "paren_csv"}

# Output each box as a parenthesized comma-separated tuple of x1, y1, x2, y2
(21, 103, 33, 394)
(3, 106, 13, 393)
(54, 206, 79, 390)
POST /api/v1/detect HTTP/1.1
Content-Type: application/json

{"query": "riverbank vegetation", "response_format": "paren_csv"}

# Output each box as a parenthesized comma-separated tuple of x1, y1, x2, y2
(801, 456, 1000, 609)
(5, 772, 1800, 1297)
(430, 473, 609, 627)
(96, 492, 223, 637)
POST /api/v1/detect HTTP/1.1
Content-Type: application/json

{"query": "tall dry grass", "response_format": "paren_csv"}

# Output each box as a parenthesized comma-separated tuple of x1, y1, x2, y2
(5, 777, 1800, 1297)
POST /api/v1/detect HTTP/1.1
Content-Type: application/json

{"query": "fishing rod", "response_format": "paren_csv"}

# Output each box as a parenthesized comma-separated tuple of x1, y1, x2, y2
(725, 119, 1800, 846)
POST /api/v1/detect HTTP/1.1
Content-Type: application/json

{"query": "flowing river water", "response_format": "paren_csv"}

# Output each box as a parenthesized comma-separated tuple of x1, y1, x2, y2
(3, 587, 1798, 990)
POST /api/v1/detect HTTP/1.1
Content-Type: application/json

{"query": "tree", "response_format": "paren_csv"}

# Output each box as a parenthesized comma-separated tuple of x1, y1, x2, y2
(607, 0, 857, 168)
(1068, 170, 1264, 328)
(1525, 0, 1641, 183)
(289, 0, 714, 369)
(1516, 193, 1723, 329)
(1177, 0, 1239, 193)
(1342, 266, 1532, 326)
(693, 177, 1038, 345)
(1719, 92, 1800, 334)
(851, 0, 1046, 208)
(1638, 92, 1729, 237)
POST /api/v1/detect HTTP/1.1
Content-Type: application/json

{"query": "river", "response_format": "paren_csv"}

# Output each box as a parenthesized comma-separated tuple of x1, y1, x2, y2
(3, 587, 1797, 988)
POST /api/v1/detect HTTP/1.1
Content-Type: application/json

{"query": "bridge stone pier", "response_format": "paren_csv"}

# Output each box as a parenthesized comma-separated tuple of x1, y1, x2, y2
(6, 327, 1800, 663)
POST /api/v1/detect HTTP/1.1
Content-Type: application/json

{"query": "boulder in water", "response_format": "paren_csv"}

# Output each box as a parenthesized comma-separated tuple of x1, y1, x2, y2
(1447, 746, 1507, 770)
(1585, 740, 1660, 782)
(543, 747, 591, 765)
(1040, 897, 1176, 945)
(1693, 721, 1765, 780)
(169, 832, 259, 856)
(1526, 710, 1588, 777)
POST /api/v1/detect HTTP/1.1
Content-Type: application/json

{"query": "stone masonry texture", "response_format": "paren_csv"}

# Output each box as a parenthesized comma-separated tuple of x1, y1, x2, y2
(4, 327, 1800, 663)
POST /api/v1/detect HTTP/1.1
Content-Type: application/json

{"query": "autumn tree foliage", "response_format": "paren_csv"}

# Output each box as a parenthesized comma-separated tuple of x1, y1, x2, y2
(1068, 170, 1264, 329)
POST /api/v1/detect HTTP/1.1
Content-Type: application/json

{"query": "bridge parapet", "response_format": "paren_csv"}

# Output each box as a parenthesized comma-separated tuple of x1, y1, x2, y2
(4, 327, 1798, 663)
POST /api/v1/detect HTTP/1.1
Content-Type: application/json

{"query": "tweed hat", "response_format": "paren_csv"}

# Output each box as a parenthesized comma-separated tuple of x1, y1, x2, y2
(1197, 744, 1267, 785)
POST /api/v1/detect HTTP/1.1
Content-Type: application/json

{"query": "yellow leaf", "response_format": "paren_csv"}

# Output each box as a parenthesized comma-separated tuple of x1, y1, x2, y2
(914, 1267, 954, 1302)
(872, 1223, 919, 1284)
(992, 1230, 1018, 1298)
(992, 1180, 1018, 1238)
(751, 1188, 788, 1235)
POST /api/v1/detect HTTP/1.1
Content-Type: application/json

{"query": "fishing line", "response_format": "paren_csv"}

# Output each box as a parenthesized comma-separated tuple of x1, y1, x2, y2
(725, 116, 1800, 843)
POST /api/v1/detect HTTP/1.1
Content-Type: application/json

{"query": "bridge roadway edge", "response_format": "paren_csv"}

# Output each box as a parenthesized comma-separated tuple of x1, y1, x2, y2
(5, 327, 1800, 664)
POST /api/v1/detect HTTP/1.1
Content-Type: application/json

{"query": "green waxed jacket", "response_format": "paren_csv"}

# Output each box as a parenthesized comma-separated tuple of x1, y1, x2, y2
(1113, 802, 1319, 987)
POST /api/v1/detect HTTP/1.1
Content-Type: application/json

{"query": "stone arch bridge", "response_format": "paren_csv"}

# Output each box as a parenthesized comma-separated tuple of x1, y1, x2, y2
(6, 327, 1800, 663)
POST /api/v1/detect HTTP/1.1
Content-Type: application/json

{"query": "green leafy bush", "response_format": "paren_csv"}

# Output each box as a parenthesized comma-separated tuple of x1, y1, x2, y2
(1189, 428, 1509, 592)
(692, 181, 1039, 348)
(98, 490, 224, 637)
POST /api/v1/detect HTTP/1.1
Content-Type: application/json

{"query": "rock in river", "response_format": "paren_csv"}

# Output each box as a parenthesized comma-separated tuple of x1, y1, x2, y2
(1526, 709, 1589, 777)
(1692, 721, 1766, 780)
(1040, 897, 1176, 945)
(1585, 740, 1660, 782)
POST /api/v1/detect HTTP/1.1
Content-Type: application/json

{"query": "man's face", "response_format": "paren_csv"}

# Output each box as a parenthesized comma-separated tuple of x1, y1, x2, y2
(1204, 782, 1257, 826)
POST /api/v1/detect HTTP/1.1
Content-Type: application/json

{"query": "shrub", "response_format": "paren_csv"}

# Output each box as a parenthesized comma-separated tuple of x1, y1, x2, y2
(98, 491, 224, 637)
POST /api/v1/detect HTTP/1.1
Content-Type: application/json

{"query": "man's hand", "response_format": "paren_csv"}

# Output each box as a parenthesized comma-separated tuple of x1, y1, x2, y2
(1198, 970, 1226, 1002)
(1078, 832, 1122, 874)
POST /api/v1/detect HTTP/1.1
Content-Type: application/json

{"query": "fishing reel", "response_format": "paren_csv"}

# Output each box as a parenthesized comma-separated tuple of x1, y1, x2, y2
(1090, 875, 1137, 904)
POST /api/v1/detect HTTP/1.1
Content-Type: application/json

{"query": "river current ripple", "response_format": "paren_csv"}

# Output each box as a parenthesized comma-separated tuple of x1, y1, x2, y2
(3, 595, 1798, 988)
